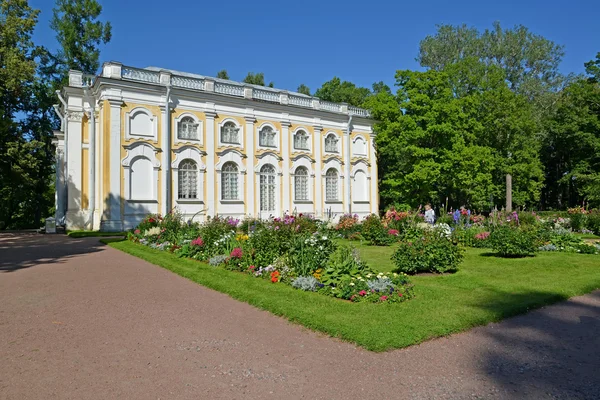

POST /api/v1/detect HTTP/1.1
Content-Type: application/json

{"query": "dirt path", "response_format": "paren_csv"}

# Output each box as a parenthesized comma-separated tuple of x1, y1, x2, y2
(1, 233, 599, 399)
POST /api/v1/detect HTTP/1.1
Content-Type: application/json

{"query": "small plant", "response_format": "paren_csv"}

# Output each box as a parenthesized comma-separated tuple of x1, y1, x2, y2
(366, 276, 394, 292)
(361, 214, 396, 246)
(291, 276, 319, 291)
(392, 232, 464, 274)
(489, 226, 537, 257)
(321, 245, 374, 286)
(208, 254, 228, 266)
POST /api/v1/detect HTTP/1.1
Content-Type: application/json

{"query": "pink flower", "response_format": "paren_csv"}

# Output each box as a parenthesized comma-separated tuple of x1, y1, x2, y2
(191, 237, 204, 247)
(475, 232, 490, 240)
(388, 229, 399, 236)
(398, 292, 403, 297)
(350, 295, 356, 301)
(134, 229, 140, 234)
(380, 295, 388, 301)
(230, 247, 243, 259)
(359, 290, 367, 296)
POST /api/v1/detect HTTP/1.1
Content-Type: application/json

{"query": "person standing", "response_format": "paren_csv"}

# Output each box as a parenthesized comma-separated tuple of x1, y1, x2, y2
(424, 203, 436, 224)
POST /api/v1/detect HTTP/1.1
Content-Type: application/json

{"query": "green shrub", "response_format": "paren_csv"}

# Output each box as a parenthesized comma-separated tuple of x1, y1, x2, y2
(391, 232, 464, 274)
(489, 226, 537, 257)
(320, 245, 374, 286)
(361, 214, 396, 246)
(516, 211, 538, 226)
(288, 233, 337, 276)
(569, 213, 587, 232)
(587, 213, 600, 235)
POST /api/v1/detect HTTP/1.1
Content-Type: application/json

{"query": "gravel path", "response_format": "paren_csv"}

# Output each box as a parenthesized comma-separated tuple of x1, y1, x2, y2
(1, 233, 599, 399)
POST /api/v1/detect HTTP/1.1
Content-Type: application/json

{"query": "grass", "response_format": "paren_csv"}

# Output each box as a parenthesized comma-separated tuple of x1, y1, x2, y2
(68, 230, 127, 238)
(104, 238, 600, 352)
(574, 232, 600, 240)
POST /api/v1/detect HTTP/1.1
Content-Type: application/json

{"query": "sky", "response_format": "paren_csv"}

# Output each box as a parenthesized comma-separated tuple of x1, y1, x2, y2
(31, 0, 600, 93)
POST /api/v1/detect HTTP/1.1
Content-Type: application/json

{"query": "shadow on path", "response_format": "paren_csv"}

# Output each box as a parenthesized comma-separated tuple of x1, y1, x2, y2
(0, 232, 106, 273)
(476, 290, 600, 398)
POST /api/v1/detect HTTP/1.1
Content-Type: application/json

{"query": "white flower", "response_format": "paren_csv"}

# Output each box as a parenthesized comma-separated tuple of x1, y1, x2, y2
(322, 236, 328, 240)
(349, 282, 355, 286)
(393, 273, 398, 277)
(366, 274, 372, 278)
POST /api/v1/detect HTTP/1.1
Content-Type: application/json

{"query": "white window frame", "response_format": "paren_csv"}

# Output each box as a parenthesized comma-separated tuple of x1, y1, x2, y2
(125, 107, 158, 141)
(215, 149, 246, 203)
(256, 122, 280, 152)
(217, 118, 243, 150)
(172, 146, 206, 204)
(352, 134, 368, 157)
(290, 155, 314, 204)
(322, 158, 343, 204)
(292, 127, 311, 152)
(121, 142, 161, 202)
(351, 162, 371, 203)
(324, 132, 340, 154)
(174, 113, 203, 145)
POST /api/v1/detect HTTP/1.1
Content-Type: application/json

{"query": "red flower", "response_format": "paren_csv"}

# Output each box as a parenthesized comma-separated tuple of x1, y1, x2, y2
(398, 292, 403, 297)
(270, 271, 280, 283)
(134, 229, 140, 234)
(230, 247, 243, 259)
(380, 295, 388, 301)
(388, 229, 399, 236)
(350, 295, 356, 301)
(359, 290, 367, 296)
(248, 265, 256, 270)
(148, 218, 155, 223)
(191, 237, 204, 247)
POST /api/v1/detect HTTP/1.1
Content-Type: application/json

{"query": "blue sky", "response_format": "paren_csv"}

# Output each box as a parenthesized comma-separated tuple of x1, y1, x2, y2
(31, 0, 599, 93)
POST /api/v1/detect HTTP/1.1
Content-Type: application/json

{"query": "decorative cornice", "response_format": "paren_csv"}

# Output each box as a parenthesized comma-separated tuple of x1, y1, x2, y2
(67, 111, 84, 121)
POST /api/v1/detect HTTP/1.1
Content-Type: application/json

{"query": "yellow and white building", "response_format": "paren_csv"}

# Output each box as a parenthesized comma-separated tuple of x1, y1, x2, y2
(53, 62, 377, 231)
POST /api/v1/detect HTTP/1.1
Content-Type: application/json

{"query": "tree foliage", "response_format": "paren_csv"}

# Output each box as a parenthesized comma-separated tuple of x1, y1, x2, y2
(243, 72, 274, 87)
(366, 61, 543, 211)
(296, 84, 311, 95)
(216, 69, 229, 79)
(314, 77, 371, 107)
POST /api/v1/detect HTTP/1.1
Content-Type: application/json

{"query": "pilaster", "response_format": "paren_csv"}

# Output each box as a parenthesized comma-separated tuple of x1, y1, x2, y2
(281, 118, 291, 214)
(313, 125, 323, 217)
(66, 111, 83, 229)
(369, 135, 379, 214)
(103, 98, 124, 231)
(244, 114, 256, 216)
(205, 110, 217, 217)
(343, 128, 351, 214)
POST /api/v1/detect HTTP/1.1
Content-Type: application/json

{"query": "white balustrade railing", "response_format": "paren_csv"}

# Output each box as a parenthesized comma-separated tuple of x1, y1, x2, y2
(215, 82, 244, 97)
(82, 74, 95, 87)
(121, 67, 161, 84)
(253, 88, 279, 103)
(320, 101, 341, 112)
(172, 76, 205, 91)
(349, 106, 370, 117)
(289, 95, 312, 108)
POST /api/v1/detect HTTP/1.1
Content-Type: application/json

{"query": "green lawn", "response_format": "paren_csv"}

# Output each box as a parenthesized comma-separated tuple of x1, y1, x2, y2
(574, 232, 600, 240)
(68, 230, 127, 238)
(105, 238, 600, 352)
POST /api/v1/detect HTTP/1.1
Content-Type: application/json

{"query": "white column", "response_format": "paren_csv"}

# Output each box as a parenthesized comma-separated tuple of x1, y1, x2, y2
(205, 112, 217, 217)
(105, 99, 123, 231)
(343, 129, 351, 214)
(54, 135, 66, 223)
(160, 105, 168, 216)
(369, 135, 378, 214)
(66, 111, 83, 228)
(313, 125, 322, 217)
(281, 120, 291, 215)
(244, 115, 256, 217)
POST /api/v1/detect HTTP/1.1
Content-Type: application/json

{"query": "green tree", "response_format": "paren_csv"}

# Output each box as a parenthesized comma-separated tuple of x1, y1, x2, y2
(216, 69, 229, 79)
(366, 61, 543, 211)
(296, 84, 311, 95)
(541, 56, 600, 208)
(50, 0, 111, 82)
(314, 77, 371, 107)
(243, 72, 274, 87)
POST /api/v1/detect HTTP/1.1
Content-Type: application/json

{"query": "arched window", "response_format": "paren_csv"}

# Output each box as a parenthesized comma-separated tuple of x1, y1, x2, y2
(178, 159, 198, 199)
(259, 164, 276, 212)
(294, 167, 309, 201)
(325, 168, 338, 201)
(259, 126, 276, 147)
(294, 130, 309, 150)
(221, 162, 239, 200)
(353, 170, 368, 201)
(325, 134, 338, 153)
(178, 116, 199, 140)
(130, 157, 153, 200)
(221, 121, 239, 144)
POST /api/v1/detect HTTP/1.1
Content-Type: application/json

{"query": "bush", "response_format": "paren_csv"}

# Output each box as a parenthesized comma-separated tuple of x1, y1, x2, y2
(587, 213, 600, 235)
(291, 276, 319, 291)
(362, 214, 396, 246)
(392, 232, 464, 274)
(489, 226, 537, 257)
(320, 245, 374, 286)
(288, 233, 337, 276)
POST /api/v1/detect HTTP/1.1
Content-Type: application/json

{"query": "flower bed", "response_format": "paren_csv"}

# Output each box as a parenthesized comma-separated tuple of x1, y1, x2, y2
(129, 212, 414, 304)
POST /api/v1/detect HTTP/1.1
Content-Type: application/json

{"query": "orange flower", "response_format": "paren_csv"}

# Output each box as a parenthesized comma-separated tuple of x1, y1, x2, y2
(270, 271, 280, 283)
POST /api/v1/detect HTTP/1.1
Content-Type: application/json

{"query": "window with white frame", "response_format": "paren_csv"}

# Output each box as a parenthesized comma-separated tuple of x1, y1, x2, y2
(178, 117, 199, 140)
(221, 121, 239, 144)
(178, 159, 198, 199)
(294, 130, 309, 150)
(325, 134, 338, 153)
(325, 168, 338, 201)
(221, 162, 239, 200)
(259, 164, 276, 212)
(294, 167, 309, 201)
(259, 126, 276, 147)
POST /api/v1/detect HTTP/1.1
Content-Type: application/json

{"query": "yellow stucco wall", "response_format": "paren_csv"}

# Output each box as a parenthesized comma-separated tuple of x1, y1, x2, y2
(81, 148, 89, 210)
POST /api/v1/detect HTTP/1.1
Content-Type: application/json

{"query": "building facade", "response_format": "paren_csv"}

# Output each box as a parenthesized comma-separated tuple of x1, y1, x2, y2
(53, 62, 377, 231)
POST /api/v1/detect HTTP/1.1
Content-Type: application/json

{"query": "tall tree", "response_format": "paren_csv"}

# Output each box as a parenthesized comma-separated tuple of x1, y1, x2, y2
(216, 69, 229, 79)
(314, 77, 371, 107)
(366, 60, 543, 211)
(541, 54, 600, 208)
(243, 72, 273, 87)
(418, 22, 565, 109)
(296, 84, 311, 95)
(50, 0, 111, 82)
